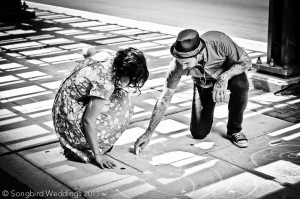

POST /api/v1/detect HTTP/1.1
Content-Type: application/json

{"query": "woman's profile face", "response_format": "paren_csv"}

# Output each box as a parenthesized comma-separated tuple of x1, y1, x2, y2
(119, 76, 130, 87)
(119, 76, 138, 88)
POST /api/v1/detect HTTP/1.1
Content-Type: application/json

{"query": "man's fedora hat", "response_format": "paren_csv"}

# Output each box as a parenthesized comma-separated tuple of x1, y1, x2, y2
(170, 29, 205, 59)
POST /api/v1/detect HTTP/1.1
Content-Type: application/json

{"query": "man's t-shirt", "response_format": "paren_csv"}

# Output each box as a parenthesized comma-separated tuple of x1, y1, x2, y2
(166, 31, 246, 89)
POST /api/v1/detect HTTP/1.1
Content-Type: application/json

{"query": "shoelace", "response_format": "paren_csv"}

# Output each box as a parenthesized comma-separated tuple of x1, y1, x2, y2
(232, 133, 246, 140)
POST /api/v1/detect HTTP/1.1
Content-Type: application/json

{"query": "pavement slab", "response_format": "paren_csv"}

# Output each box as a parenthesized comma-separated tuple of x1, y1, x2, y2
(109, 107, 293, 172)
(0, 123, 55, 149)
(209, 126, 300, 191)
(0, 98, 56, 151)
(0, 153, 84, 199)
(130, 89, 192, 123)
(19, 143, 140, 192)
(213, 105, 294, 139)
(86, 154, 296, 199)
(0, 145, 10, 155)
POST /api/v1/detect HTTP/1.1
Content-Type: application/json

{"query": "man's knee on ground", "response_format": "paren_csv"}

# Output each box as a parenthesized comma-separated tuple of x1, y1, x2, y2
(190, 128, 209, 139)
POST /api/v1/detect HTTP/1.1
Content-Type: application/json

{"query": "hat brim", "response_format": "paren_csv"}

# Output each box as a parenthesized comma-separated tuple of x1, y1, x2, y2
(170, 38, 205, 59)
(170, 42, 205, 59)
(170, 43, 181, 58)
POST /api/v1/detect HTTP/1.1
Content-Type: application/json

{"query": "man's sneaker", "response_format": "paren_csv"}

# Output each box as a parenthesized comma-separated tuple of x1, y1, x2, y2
(227, 132, 248, 148)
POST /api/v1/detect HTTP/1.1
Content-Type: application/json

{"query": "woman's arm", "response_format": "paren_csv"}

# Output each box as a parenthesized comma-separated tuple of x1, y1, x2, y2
(83, 97, 116, 169)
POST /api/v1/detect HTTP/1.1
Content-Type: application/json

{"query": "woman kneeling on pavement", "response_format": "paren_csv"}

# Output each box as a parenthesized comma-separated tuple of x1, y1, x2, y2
(52, 47, 149, 169)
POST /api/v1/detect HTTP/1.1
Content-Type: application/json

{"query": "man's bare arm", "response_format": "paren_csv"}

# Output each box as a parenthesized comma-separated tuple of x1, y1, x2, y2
(134, 87, 175, 152)
(134, 58, 180, 152)
(146, 88, 175, 134)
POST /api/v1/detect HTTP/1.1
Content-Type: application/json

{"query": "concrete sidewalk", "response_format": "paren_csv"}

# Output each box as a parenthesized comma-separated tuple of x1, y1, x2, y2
(0, 2, 300, 199)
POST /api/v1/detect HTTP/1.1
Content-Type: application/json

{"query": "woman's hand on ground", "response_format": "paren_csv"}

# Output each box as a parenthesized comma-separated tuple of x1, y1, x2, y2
(94, 154, 117, 169)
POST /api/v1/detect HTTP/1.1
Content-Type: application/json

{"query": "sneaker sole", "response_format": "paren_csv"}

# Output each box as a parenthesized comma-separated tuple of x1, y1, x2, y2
(232, 141, 248, 148)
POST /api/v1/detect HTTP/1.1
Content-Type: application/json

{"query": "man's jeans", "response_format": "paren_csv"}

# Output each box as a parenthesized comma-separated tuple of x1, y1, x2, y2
(190, 73, 249, 139)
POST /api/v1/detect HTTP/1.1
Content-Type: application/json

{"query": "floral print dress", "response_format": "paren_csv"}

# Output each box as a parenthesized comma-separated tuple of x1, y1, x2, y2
(52, 50, 134, 163)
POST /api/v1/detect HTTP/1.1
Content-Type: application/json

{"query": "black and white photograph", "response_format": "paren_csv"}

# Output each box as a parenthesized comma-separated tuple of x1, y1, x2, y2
(0, 0, 300, 198)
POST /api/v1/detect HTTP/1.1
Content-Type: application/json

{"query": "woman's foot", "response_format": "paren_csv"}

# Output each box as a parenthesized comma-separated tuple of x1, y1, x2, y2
(64, 148, 82, 162)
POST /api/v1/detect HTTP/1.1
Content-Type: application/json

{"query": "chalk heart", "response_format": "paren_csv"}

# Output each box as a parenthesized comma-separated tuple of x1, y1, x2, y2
(193, 142, 215, 149)
(149, 151, 195, 165)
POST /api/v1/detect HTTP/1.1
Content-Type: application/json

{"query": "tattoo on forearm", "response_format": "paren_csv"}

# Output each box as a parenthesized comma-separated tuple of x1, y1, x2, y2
(215, 75, 228, 88)
(216, 52, 251, 88)
(147, 90, 173, 133)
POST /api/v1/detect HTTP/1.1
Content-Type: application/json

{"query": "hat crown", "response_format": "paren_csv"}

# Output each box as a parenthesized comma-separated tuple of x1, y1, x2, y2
(175, 29, 200, 53)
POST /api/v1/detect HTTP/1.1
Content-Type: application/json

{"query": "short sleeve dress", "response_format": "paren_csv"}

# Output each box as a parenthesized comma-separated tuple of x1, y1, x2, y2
(52, 49, 134, 163)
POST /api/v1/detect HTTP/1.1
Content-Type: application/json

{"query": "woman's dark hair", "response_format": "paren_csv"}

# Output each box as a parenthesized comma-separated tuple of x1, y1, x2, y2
(112, 47, 149, 93)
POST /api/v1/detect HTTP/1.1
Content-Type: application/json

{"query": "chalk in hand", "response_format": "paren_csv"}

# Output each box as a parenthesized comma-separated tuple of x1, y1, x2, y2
(135, 147, 141, 155)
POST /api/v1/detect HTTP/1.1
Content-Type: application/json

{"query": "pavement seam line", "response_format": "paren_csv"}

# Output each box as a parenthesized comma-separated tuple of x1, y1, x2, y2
(207, 153, 277, 181)
(0, 140, 59, 157)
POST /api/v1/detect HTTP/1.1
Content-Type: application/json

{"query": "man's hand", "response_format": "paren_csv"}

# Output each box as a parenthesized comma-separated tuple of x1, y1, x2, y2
(212, 51, 251, 103)
(134, 130, 152, 155)
(213, 76, 228, 103)
(94, 154, 116, 169)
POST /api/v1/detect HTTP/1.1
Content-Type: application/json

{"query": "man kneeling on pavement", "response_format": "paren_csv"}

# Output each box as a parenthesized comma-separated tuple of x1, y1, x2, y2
(134, 29, 252, 153)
